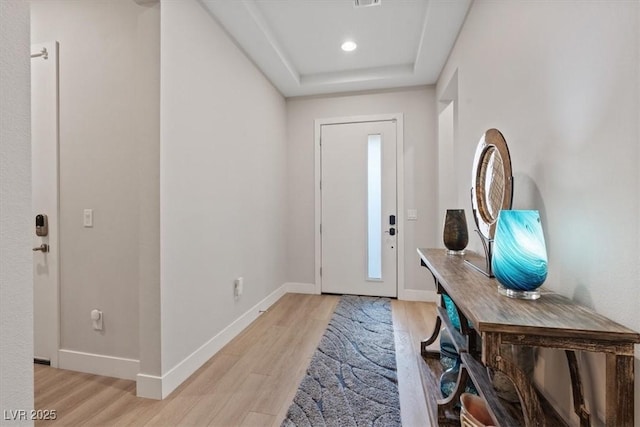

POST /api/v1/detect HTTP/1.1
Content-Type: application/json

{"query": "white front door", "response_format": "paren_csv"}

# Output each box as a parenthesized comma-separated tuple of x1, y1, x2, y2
(320, 120, 397, 297)
(32, 41, 59, 365)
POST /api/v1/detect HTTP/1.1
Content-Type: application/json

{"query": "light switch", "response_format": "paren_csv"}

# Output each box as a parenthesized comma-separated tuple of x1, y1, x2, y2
(83, 209, 93, 227)
(407, 209, 418, 221)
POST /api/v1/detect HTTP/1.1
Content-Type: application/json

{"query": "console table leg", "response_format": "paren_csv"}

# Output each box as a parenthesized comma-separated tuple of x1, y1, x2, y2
(421, 315, 442, 356)
(484, 333, 545, 427)
(436, 365, 470, 420)
(493, 354, 544, 427)
(605, 353, 634, 426)
(565, 350, 590, 427)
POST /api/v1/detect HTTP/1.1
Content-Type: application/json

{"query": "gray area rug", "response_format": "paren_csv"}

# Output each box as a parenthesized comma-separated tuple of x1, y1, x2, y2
(282, 295, 401, 427)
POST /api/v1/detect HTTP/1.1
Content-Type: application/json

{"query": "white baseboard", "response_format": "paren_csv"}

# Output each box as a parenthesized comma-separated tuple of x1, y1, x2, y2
(135, 373, 163, 400)
(58, 349, 139, 380)
(58, 284, 434, 400)
(136, 283, 289, 400)
(398, 289, 438, 302)
(284, 282, 317, 294)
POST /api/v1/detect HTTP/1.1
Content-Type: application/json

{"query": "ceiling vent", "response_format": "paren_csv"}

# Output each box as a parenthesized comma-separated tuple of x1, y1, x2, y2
(354, 0, 381, 8)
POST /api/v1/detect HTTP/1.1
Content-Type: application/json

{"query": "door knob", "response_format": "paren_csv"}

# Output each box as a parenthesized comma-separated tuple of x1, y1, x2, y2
(33, 243, 49, 253)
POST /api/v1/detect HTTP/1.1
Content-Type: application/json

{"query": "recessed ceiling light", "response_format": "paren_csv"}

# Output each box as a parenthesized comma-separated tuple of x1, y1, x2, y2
(341, 41, 357, 52)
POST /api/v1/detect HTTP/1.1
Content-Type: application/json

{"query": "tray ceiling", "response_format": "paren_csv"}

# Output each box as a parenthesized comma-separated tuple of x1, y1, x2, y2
(202, 0, 472, 97)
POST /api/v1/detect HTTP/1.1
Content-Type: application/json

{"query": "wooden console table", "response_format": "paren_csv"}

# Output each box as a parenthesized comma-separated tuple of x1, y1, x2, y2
(417, 248, 640, 427)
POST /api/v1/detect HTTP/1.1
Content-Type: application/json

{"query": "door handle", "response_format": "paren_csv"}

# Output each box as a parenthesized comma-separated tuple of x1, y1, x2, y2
(33, 244, 49, 253)
(389, 215, 396, 225)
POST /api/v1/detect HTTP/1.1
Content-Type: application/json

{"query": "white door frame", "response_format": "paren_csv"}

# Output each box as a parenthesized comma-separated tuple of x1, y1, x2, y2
(32, 41, 60, 367)
(314, 113, 404, 296)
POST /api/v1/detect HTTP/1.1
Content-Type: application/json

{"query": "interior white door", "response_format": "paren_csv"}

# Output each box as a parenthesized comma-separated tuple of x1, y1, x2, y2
(32, 41, 59, 365)
(321, 120, 397, 297)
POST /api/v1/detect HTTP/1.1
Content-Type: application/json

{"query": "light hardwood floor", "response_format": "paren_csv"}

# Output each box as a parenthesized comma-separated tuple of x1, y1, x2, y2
(34, 293, 438, 426)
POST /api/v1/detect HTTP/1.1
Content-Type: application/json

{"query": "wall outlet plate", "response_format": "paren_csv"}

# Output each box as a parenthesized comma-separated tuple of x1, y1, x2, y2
(234, 277, 243, 297)
(91, 309, 103, 330)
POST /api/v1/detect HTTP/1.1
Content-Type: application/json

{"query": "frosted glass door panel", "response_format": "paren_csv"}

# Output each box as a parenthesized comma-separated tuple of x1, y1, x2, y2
(367, 134, 382, 280)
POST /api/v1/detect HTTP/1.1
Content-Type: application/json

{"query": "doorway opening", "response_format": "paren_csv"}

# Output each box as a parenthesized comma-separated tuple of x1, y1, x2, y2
(314, 114, 404, 297)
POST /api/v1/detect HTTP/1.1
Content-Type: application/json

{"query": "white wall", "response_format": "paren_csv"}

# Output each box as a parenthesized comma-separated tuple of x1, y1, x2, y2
(160, 0, 287, 376)
(437, 100, 456, 233)
(0, 0, 34, 422)
(286, 87, 437, 295)
(30, 0, 160, 371)
(437, 1, 640, 425)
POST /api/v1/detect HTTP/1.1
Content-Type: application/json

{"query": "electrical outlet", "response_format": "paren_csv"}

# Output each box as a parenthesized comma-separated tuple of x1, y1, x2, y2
(91, 309, 103, 331)
(234, 277, 243, 297)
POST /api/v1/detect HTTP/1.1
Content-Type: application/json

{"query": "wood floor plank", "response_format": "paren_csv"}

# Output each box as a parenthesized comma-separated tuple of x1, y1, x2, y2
(250, 322, 308, 376)
(250, 314, 328, 417)
(306, 294, 339, 321)
(171, 325, 289, 426)
(209, 373, 269, 426)
(395, 328, 431, 427)
(240, 411, 276, 427)
(136, 354, 239, 426)
(251, 355, 309, 417)
(33, 364, 57, 384)
(271, 361, 312, 427)
(110, 396, 167, 427)
(274, 294, 315, 327)
(79, 388, 145, 426)
(38, 374, 121, 423)
(55, 378, 136, 426)
(36, 370, 94, 409)
(34, 294, 437, 427)
(174, 353, 240, 397)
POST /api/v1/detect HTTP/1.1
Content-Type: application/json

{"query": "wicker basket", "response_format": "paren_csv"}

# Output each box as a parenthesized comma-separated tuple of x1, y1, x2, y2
(460, 393, 495, 427)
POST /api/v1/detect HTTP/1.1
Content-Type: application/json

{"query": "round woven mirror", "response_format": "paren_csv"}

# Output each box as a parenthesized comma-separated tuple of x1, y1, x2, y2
(471, 129, 513, 240)
(466, 129, 513, 277)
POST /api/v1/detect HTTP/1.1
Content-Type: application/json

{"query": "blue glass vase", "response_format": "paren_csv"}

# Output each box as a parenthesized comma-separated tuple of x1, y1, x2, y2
(492, 210, 547, 300)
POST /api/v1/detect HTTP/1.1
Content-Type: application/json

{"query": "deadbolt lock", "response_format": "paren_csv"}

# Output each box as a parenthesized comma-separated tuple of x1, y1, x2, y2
(35, 214, 48, 236)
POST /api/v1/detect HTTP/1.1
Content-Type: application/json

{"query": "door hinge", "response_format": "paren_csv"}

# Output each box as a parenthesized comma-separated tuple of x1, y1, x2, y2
(320, 180, 322, 190)
(320, 223, 322, 233)
(320, 267, 322, 277)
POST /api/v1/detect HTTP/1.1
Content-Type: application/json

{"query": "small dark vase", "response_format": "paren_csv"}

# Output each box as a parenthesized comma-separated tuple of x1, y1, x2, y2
(443, 209, 468, 255)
